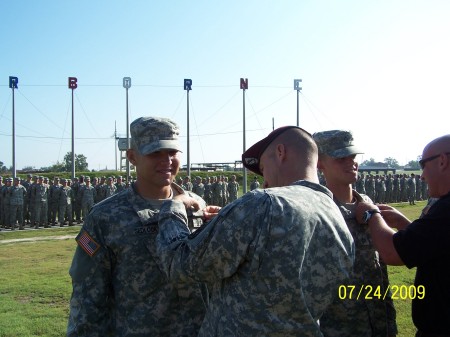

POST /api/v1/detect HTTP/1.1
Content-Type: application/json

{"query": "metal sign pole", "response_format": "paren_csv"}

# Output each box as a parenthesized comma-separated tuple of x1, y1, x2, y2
(294, 79, 302, 127)
(123, 77, 132, 184)
(9, 76, 18, 179)
(184, 79, 192, 178)
(68, 77, 78, 179)
(240, 78, 248, 194)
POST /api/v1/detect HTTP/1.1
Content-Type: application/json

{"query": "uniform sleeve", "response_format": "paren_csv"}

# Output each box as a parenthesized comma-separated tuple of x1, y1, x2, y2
(67, 218, 114, 337)
(157, 192, 270, 283)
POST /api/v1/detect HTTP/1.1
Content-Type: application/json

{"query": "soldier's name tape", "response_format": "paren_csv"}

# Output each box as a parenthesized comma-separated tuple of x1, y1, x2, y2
(338, 284, 425, 300)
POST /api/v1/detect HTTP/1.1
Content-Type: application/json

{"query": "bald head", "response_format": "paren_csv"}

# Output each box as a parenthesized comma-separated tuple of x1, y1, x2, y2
(261, 128, 319, 187)
(421, 134, 450, 198)
(423, 134, 450, 155)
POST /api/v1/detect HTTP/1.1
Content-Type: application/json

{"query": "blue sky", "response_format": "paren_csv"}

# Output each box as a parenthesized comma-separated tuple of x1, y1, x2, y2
(1, 1, 450, 172)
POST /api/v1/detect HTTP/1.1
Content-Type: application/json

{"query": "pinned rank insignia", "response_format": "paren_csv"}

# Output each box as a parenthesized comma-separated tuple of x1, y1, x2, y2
(77, 230, 100, 257)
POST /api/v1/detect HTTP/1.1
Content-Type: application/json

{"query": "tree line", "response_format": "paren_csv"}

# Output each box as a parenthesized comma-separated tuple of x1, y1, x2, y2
(0, 153, 422, 175)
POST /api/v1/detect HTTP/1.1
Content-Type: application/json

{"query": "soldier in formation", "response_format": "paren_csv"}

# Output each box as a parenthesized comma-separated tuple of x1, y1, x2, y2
(250, 176, 260, 190)
(227, 174, 239, 202)
(192, 176, 205, 199)
(9, 177, 27, 230)
(58, 178, 74, 227)
(79, 177, 96, 220)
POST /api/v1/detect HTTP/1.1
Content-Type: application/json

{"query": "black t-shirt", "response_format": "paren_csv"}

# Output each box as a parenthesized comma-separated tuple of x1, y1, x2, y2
(393, 192, 450, 334)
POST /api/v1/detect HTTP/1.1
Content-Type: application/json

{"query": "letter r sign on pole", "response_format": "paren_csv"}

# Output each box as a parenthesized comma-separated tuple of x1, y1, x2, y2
(9, 76, 19, 89)
(68, 77, 78, 89)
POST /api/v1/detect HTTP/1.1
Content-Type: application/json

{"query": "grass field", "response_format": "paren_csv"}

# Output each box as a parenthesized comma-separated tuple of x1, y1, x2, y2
(0, 201, 425, 337)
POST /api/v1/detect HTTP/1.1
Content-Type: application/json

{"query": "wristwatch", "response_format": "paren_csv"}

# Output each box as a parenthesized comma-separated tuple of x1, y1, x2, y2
(362, 209, 381, 225)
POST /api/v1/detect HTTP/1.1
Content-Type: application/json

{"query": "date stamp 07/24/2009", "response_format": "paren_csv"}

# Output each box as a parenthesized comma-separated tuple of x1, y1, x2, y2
(338, 285, 425, 300)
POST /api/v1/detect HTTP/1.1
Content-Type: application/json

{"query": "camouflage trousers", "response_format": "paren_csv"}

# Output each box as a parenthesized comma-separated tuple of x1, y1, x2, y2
(59, 204, 73, 225)
(10, 204, 24, 228)
(32, 200, 48, 227)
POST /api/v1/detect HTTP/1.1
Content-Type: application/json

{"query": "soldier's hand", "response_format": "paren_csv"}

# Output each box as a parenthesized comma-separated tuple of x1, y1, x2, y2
(173, 194, 200, 211)
(202, 205, 221, 220)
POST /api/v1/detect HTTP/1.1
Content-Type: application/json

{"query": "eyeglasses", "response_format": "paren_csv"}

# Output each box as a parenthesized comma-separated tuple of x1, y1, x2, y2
(419, 152, 450, 170)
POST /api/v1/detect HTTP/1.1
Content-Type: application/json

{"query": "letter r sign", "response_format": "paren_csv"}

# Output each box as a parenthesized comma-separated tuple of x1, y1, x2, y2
(68, 77, 78, 89)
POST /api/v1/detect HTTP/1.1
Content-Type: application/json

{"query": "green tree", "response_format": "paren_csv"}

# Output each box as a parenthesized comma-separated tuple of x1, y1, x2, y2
(0, 161, 10, 173)
(41, 161, 66, 172)
(360, 158, 376, 166)
(63, 152, 89, 172)
(384, 157, 400, 168)
(406, 158, 421, 170)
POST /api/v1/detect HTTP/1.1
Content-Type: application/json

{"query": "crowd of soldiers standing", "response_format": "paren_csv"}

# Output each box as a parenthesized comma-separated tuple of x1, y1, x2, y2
(177, 174, 242, 207)
(0, 174, 128, 231)
(1, 170, 426, 231)
(353, 172, 428, 204)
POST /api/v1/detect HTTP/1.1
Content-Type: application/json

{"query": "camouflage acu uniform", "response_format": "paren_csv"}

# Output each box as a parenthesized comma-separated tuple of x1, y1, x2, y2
(250, 177, 260, 190)
(33, 178, 49, 228)
(385, 174, 393, 203)
(320, 191, 398, 336)
(227, 178, 239, 203)
(399, 174, 407, 202)
(58, 180, 73, 226)
(115, 177, 126, 193)
(79, 183, 96, 219)
(392, 175, 400, 203)
(407, 174, 416, 205)
(365, 175, 376, 202)
(9, 180, 27, 229)
(192, 177, 205, 199)
(415, 175, 422, 201)
(0, 179, 11, 227)
(212, 179, 224, 206)
(68, 182, 208, 337)
(21, 175, 32, 224)
(49, 180, 61, 225)
(356, 174, 366, 194)
(102, 179, 117, 200)
(203, 178, 212, 205)
(157, 181, 355, 337)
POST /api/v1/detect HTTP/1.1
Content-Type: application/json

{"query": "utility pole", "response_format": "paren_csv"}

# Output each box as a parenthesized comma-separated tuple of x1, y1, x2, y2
(9, 76, 18, 179)
(68, 77, 78, 179)
(184, 79, 192, 177)
(123, 77, 131, 184)
(240, 78, 248, 193)
(294, 79, 302, 127)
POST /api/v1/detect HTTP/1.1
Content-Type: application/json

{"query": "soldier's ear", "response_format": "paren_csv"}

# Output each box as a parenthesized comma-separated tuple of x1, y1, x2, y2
(127, 149, 137, 165)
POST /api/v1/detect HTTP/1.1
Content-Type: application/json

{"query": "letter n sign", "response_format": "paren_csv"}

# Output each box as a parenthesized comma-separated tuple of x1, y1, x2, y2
(184, 79, 192, 91)
(240, 78, 248, 90)
(9, 76, 18, 89)
(68, 77, 78, 89)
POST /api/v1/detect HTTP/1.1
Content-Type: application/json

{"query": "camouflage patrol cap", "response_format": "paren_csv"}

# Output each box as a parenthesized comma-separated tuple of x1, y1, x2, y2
(313, 130, 363, 158)
(130, 116, 182, 155)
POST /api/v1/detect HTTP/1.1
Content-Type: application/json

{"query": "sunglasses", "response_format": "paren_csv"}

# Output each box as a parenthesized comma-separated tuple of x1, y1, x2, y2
(419, 152, 450, 170)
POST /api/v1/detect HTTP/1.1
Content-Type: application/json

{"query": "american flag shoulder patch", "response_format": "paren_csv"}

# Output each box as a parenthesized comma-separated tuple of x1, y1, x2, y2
(77, 230, 100, 257)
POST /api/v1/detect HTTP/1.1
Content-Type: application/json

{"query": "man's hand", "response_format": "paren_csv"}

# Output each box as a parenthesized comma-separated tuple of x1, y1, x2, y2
(378, 204, 411, 230)
(173, 194, 201, 211)
(355, 202, 380, 224)
(202, 205, 221, 220)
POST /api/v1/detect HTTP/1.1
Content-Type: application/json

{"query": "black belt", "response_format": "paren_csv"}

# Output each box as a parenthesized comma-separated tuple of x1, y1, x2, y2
(416, 331, 450, 337)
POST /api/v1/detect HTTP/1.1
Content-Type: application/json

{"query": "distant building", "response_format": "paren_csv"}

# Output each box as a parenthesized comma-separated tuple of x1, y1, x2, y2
(359, 162, 396, 174)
